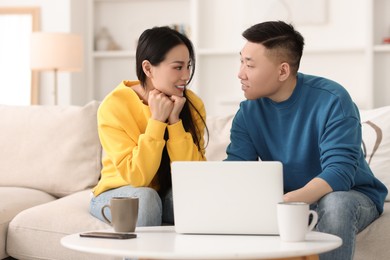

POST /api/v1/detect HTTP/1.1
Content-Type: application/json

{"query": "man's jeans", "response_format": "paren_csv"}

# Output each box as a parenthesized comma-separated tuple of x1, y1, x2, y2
(90, 186, 174, 226)
(315, 190, 379, 260)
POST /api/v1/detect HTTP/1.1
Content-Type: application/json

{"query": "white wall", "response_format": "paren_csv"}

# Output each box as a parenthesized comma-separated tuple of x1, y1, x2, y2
(193, 0, 372, 115)
(295, 0, 371, 108)
(1, 0, 378, 109)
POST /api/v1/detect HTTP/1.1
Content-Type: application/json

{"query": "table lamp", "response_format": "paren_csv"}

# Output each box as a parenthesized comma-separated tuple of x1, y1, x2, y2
(30, 32, 83, 105)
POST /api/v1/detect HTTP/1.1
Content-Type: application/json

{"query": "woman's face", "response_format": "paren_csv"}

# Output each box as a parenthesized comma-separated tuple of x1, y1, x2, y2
(147, 44, 191, 97)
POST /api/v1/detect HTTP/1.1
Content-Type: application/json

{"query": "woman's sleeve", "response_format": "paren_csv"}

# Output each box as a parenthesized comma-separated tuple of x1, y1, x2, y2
(98, 100, 167, 187)
(166, 95, 206, 161)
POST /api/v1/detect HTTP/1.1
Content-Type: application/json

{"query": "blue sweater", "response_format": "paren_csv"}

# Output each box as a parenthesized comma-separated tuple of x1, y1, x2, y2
(226, 73, 387, 214)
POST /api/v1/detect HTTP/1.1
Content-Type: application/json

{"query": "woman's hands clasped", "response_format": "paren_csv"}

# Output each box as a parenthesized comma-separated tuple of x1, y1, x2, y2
(148, 89, 186, 125)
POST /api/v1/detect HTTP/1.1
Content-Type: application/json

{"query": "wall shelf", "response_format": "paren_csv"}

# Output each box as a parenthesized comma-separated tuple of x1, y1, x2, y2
(93, 51, 136, 58)
(86, 0, 390, 115)
(197, 49, 239, 56)
(374, 45, 390, 52)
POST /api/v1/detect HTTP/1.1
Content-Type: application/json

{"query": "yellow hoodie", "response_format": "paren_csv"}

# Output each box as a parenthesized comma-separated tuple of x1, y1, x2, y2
(92, 81, 206, 196)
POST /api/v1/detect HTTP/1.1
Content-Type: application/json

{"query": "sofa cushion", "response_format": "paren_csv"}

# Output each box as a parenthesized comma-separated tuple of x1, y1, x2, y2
(355, 202, 390, 259)
(0, 187, 56, 259)
(0, 101, 102, 198)
(360, 106, 390, 201)
(205, 114, 234, 161)
(7, 189, 116, 260)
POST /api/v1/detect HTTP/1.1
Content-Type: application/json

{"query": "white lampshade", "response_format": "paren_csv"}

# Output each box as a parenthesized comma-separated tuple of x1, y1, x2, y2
(30, 32, 83, 71)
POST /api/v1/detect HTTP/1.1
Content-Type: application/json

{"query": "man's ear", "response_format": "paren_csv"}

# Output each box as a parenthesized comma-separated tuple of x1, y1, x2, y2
(142, 60, 153, 78)
(279, 62, 290, 81)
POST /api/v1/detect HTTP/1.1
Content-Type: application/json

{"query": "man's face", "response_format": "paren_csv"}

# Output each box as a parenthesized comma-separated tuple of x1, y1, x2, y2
(238, 41, 283, 100)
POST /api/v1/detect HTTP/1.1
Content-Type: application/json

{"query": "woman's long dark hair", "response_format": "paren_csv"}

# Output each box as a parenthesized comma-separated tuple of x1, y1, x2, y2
(136, 26, 208, 196)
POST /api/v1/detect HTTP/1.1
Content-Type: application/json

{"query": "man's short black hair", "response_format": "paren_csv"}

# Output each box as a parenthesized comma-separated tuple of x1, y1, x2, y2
(242, 21, 305, 74)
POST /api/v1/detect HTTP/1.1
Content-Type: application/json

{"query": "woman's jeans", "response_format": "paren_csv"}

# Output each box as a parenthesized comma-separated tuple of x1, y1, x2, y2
(90, 186, 174, 226)
(315, 190, 380, 260)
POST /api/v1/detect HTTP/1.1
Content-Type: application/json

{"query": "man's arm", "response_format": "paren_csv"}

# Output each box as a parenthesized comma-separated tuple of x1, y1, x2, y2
(225, 107, 259, 161)
(283, 177, 333, 204)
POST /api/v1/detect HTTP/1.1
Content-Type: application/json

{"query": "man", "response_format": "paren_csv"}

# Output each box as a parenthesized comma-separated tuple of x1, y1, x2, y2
(225, 21, 387, 260)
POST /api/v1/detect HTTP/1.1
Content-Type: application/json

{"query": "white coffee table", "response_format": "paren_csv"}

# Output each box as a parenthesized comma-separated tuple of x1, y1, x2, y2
(61, 226, 342, 260)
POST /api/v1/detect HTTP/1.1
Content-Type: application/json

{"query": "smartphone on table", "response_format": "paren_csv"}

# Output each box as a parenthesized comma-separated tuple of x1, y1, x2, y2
(79, 231, 137, 239)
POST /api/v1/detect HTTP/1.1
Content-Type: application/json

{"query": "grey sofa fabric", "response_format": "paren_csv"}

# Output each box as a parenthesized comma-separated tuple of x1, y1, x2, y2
(355, 203, 390, 260)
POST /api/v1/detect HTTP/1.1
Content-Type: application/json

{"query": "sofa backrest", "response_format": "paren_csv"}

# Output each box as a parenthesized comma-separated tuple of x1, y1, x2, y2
(1, 100, 388, 201)
(0, 101, 102, 198)
(205, 114, 234, 161)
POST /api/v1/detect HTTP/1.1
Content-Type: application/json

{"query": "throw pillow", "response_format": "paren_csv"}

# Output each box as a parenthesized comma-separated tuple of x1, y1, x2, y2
(205, 115, 234, 161)
(360, 106, 390, 201)
(0, 101, 102, 197)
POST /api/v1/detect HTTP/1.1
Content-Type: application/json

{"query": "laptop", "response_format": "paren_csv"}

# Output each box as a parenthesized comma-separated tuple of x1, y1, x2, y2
(171, 161, 284, 235)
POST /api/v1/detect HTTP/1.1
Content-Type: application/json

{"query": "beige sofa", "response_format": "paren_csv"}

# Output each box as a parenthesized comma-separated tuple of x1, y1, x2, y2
(0, 101, 389, 260)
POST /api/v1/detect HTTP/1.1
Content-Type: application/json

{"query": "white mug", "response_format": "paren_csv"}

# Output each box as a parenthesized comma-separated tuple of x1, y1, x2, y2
(277, 202, 318, 242)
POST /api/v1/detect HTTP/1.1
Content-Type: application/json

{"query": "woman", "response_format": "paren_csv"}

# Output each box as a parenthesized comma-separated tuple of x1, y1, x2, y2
(90, 26, 208, 226)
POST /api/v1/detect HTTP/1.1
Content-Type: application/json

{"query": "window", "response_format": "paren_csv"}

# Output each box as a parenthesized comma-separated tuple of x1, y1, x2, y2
(0, 7, 40, 105)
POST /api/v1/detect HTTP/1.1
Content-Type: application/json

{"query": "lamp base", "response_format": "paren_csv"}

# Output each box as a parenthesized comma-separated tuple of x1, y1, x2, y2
(53, 68, 58, 105)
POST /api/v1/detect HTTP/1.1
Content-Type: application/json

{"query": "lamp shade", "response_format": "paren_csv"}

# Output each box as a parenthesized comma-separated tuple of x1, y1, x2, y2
(30, 32, 83, 71)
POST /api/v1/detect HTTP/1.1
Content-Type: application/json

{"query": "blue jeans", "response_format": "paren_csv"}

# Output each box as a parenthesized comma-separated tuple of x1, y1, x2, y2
(315, 190, 379, 260)
(89, 186, 174, 226)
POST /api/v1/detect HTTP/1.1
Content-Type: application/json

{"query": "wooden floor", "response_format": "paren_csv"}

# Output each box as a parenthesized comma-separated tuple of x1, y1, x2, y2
(6, 255, 319, 260)
(271, 255, 319, 260)
(141, 255, 319, 260)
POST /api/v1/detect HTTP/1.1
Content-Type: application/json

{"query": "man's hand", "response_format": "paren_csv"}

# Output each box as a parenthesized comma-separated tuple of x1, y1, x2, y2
(283, 177, 333, 204)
